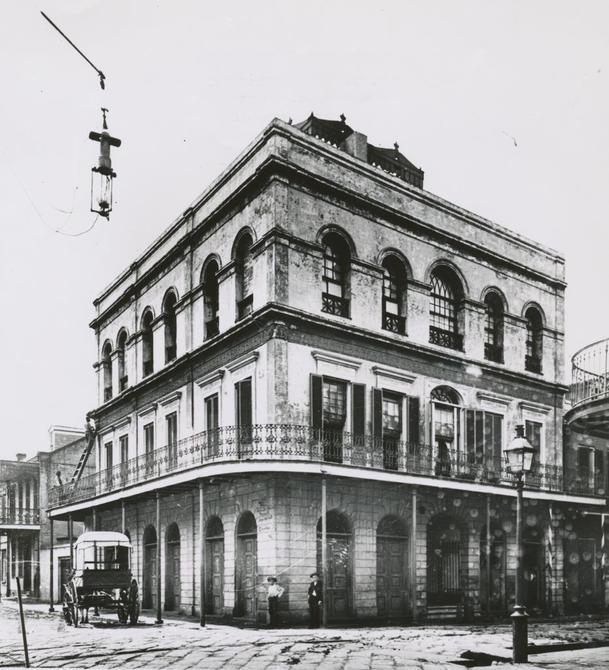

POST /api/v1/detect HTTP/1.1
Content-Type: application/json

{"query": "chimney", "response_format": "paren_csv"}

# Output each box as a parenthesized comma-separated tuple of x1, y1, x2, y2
(341, 131, 368, 161)
(16, 453, 26, 462)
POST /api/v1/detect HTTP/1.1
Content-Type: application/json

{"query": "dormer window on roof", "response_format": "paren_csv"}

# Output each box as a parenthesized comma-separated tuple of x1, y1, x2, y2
(294, 113, 424, 188)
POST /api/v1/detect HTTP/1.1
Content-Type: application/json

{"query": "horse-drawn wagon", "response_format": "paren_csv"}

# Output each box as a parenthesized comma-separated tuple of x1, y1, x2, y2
(62, 531, 139, 626)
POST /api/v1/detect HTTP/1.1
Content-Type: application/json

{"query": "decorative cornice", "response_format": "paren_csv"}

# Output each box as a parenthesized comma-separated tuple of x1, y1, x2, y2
(477, 391, 512, 407)
(372, 366, 416, 385)
(195, 369, 226, 388)
(114, 416, 132, 432)
(137, 402, 158, 418)
(519, 400, 552, 415)
(226, 351, 260, 373)
(311, 350, 361, 371)
(158, 391, 182, 407)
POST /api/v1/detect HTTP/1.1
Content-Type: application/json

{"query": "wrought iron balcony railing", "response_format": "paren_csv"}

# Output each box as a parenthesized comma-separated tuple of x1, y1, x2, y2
(205, 316, 219, 339)
(321, 293, 350, 317)
(382, 312, 406, 335)
(237, 295, 253, 320)
(429, 326, 464, 351)
(47, 424, 598, 509)
(0, 509, 41, 525)
(525, 354, 542, 374)
(570, 337, 609, 407)
(484, 342, 504, 364)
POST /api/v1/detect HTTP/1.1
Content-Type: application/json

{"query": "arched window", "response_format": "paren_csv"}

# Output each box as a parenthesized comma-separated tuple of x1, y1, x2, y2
(203, 259, 220, 339)
(163, 290, 178, 363)
(141, 309, 154, 377)
(321, 232, 350, 317)
(235, 233, 254, 320)
(382, 255, 407, 334)
(102, 341, 113, 401)
(484, 292, 504, 363)
(525, 307, 543, 373)
(117, 329, 128, 391)
(429, 267, 463, 350)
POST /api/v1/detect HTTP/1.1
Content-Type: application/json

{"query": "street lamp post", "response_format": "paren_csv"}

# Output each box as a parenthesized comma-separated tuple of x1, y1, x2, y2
(504, 424, 535, 664)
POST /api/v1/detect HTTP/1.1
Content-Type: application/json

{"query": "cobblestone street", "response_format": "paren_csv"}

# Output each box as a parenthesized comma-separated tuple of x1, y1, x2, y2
(1, 602, 609, 669)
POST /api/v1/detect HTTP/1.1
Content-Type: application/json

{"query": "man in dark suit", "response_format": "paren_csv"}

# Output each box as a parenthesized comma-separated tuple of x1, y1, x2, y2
(308, 572, 323, 628)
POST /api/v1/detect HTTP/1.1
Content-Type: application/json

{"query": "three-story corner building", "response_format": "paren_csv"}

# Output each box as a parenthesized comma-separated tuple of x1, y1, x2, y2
(47, 114, 606, 625)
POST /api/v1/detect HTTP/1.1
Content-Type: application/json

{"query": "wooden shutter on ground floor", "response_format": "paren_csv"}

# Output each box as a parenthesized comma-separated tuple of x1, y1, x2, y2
(310, 374, 323, 430)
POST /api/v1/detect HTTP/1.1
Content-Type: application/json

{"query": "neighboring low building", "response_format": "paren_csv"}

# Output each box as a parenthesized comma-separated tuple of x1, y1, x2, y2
(46, 113, 607, 625)
(0, 454, 40, 596)
(38, 428, 92, 602)
(0, 426, 91, 601)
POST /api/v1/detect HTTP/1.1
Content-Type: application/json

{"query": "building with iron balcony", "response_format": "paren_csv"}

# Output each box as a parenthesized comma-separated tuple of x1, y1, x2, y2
(46, 114, 606, 625)
(1, 455, 41, 596)
(564, 337, 609, 611)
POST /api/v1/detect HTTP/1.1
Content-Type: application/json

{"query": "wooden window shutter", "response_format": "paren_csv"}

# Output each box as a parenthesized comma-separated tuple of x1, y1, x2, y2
(372, 388, 383, 441)
(310, 374, 323, 430)
(352, 384, 366, 438)
(236, 378, 252, 428)
(407, 396, 420, 447)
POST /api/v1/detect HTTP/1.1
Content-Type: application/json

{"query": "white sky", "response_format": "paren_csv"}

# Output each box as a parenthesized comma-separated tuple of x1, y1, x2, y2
(1, 1, 608, 460)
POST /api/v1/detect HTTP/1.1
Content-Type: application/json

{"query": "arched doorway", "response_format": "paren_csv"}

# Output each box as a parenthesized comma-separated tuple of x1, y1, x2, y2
(206, 516, 224, 614)
(142, 525, 157, 610)
(317, 511, 352, 619)
(164, 523, 180, 611)
(235, 512, 257, 618)
(427, 515, 463, 609)
(523, 525, 545, 613)
(480, 523, 506, 613)
(564, 515, 603, 613)
(376, 515, 408, 618)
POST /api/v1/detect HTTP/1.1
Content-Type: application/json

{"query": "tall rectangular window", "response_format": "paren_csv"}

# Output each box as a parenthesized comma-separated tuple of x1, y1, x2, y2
(105, 441, 113, 471)
(119, 435, 129, 464)
(119, 435, 129, 485)
(525, 420, 542, 459)
(144, 423, 154, 475)
(322, 378, 347, 463)
(235, 378, 252, 456)
(166, 412, 178, 468)
(465, 411, 503, 477)
(205, 393, 220, 456)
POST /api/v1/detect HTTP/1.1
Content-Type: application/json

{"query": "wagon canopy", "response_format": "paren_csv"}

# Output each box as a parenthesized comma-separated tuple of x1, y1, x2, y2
(75, 531, 131, 547)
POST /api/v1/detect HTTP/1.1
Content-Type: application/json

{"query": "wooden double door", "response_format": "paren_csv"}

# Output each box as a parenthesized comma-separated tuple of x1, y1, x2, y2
(235, 534, 257, 618)
(377, 536, 407, 617)
(206, 537, 224, 614)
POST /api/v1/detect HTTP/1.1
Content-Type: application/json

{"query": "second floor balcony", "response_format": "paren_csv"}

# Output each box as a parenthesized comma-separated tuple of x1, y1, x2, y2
(0, 508, 40, 526)
(570, 337, 609, 407)
(47, 424, 599, 509)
